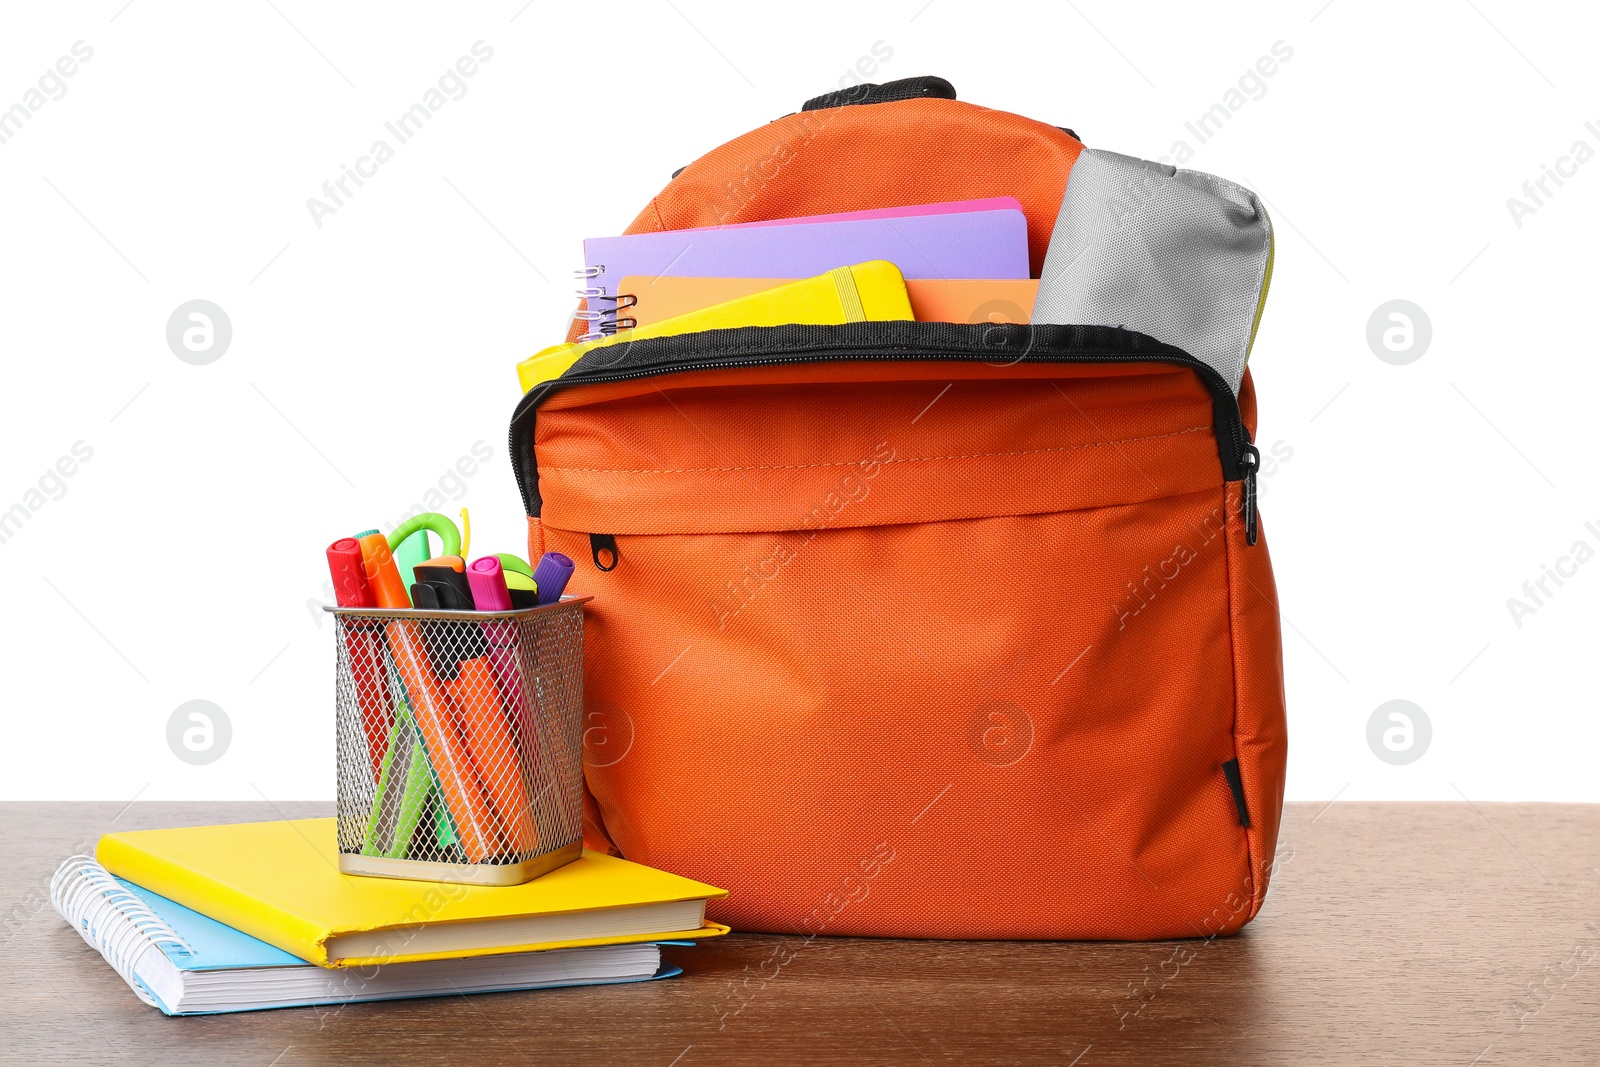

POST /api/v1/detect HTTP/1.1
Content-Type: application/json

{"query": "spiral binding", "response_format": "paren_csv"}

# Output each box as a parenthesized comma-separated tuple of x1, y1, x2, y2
(51, 855, 193, 1009)
(572, 267, 636, 341)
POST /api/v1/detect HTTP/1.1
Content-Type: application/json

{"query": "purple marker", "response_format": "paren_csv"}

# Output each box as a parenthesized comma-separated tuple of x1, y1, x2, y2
(532, 552, 575, 606)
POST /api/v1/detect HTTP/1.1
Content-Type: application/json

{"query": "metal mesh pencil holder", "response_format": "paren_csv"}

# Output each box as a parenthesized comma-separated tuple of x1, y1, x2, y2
(326, 597, 591, 886)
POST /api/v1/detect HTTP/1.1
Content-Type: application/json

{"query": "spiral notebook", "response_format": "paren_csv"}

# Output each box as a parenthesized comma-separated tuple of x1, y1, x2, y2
(52, 857, 677, 1016)
(518, 261, 914, 391)
(578, 205, 1029, 338)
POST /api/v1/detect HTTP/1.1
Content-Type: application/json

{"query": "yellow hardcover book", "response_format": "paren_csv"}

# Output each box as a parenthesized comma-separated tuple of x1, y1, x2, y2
(97, 819, 729, 969)
(517, 259, 914, 392)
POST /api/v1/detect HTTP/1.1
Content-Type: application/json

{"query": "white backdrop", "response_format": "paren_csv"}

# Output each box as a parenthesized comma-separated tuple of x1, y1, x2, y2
(2, 1, 1595, 802)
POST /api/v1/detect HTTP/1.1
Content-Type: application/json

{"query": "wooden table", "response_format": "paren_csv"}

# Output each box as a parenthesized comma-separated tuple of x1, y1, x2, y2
(3, 802, 1597, 1065)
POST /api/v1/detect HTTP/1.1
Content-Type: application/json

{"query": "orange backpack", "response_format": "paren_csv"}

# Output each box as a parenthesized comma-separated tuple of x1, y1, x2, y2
(515, 77, 1287, 940)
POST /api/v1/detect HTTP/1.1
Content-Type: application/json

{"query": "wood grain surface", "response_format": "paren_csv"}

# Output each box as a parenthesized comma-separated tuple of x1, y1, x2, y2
(2, 802, 1596, 1065)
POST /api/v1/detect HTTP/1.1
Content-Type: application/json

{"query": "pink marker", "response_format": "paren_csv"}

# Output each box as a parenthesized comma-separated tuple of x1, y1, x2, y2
(467, 557, 539, 766)
(466, 556, 513, 612)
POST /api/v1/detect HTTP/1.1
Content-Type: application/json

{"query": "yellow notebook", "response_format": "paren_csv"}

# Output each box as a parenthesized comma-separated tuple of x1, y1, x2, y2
(518, 259, 914, 392)
(97, 819, 729, 969)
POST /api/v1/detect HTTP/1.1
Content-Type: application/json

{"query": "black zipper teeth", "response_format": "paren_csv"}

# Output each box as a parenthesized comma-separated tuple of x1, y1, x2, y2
(509, 335, 1250, 518)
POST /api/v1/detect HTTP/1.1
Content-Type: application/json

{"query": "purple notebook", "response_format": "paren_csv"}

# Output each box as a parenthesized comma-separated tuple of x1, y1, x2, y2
(579, 208, 1029, 335)
(723, 196, 1024, 229)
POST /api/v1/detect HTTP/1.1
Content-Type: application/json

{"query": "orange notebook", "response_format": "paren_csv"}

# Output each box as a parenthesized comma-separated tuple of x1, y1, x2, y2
(620, 276, 1039, 328)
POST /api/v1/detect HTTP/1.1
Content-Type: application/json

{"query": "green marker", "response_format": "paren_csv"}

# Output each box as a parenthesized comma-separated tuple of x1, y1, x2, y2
(361, 708, 433, 860)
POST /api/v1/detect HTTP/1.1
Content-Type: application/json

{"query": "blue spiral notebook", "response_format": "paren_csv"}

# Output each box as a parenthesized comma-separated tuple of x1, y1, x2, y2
(51, 856, 679, 1016)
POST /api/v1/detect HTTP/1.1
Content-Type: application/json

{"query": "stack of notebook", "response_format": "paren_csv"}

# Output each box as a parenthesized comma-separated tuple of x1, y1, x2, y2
(518, 197, 1044, 391)
(54, 818, 726, 1015)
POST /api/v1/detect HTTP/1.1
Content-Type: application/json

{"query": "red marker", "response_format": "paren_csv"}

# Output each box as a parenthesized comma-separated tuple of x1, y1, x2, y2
(327, 537, 389, 779)
(326, 537, 377, 608)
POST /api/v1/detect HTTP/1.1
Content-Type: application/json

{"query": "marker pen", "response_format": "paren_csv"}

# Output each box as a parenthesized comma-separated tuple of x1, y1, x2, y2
(360, 707, 432, 860)
(466, 557, 532, 740)
(466, 556, 513, 612)
(386, 618, 502, 861)
(328, 536, 389, 779)
(532, 552, 575, 606)
(358, 533, 411, 609)
(413, 557, 474, 610)
(409, 556, 480, 680)
(495, 553, 535, 580)
(404, 556, 532, 855)
(327, 537, 379, 609)
(393, 529, 433, 592)
(448, 657, 539, 855)
(504, 570, 539, 609)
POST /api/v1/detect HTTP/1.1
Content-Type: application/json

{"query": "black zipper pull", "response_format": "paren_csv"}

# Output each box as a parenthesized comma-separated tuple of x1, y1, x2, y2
(1240, 443, 1261, 546)
(589, 533, 619, 572)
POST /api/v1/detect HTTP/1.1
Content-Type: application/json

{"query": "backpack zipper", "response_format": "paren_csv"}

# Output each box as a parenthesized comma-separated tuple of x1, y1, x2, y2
(1240, 443, 1261, 546)
(508, 322, 1259, 545)
(589, 533, 620, 572)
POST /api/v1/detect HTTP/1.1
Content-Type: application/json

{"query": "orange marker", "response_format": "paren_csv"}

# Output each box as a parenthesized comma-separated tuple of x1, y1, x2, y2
(358, 533, 411, 609)
(448, 657, 539, 855)
(385, 620, 500, 861)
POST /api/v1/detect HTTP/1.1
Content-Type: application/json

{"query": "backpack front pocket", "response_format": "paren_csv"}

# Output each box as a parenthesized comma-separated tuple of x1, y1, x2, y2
(514, 323, 1285, 939)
